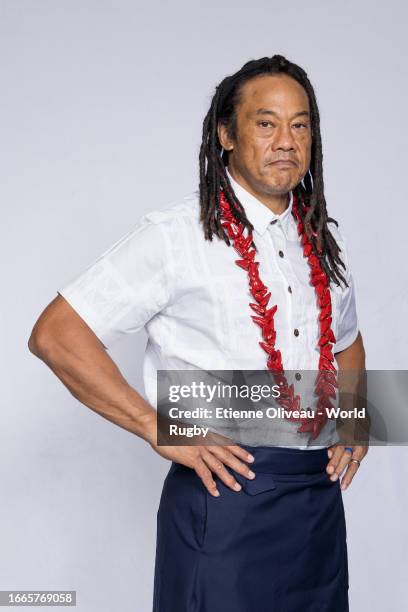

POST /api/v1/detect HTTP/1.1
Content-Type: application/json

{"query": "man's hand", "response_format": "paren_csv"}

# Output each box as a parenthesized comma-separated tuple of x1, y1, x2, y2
(331, 333, 368, 490)
(154, 443, 256, 497)
(144, 416, 256, 497)
(326, 444, 368, 490)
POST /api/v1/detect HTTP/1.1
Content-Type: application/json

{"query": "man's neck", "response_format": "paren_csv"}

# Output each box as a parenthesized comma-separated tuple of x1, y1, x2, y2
(227, 166, 290, 216)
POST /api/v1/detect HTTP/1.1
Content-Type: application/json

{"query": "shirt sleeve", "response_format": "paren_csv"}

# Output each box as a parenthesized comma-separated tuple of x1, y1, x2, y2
(328, 221, 360, 353)
(57, 215, 173, 349)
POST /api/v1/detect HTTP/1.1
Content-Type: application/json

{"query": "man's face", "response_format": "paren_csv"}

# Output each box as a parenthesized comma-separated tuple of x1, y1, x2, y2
(218, 74, 312, 196)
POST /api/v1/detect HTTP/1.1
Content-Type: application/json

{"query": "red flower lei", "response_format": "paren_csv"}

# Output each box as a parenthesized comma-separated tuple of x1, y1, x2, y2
(219, 188, 338, 440)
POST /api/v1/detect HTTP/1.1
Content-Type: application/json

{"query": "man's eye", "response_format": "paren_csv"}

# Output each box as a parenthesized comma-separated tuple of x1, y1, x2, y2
(293, 123, 308, 129)
(258, 121, 273, 128)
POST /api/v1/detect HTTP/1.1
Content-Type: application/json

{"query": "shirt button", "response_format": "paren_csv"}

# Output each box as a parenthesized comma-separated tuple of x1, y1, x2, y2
(295, 372, 302, 381)
(270, 219, 277, 225)
(294, 328, 299, 337)
(288, 286, 292, 293)
(278, 250, 284, 258)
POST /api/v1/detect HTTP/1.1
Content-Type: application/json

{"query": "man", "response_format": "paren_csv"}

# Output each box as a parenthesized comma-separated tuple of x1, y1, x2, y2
(29, 54, 367, 611)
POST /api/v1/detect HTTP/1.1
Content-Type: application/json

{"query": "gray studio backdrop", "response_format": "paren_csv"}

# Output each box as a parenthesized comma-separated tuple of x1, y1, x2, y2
(1, 1, 407, 610)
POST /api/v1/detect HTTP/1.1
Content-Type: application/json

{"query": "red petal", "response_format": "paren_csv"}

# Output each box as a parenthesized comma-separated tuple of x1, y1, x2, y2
(248, 261, 260, 276)
(235, 259, 250, 270)
(264, 304, 278, 320)
(319, 304, 332, 320)
(320, 317, 332, 334)
(259, 292, 271, 306)
(251, 279, 265, 292)
(259, 342, 277, 356)
(328, 329, 336, 343)
(251, 315, 266, 328)
(321, 344, 334, 361)
(249, 302, 265, 315)
(308, 254, 320, 267)
(303, 243, 313, 257)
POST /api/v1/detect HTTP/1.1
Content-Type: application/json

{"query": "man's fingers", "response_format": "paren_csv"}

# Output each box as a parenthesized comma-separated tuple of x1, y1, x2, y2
(187, 443, 256, 497)
(340, 445, 367, 490)
(357, 445, 369, 460)
(329, 449, 353, 482)
(326, 445, 345, 475)
(326, 444, 366, 489)
(196, 444, 256, 496)
(201, 449, 243, 492)
(224, 444, 256, 465)
(209, 446, 256, 481)
(194, 457, 220, 497)
(340, 460, 360, 490)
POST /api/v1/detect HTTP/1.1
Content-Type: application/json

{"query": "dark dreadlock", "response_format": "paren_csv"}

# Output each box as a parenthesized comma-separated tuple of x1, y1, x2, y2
(199, 54, 348, 288)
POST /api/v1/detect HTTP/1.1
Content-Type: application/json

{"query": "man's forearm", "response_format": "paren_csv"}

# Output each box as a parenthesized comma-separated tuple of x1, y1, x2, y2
(28, 297, 157, 445)
(334, 331, 368, 445)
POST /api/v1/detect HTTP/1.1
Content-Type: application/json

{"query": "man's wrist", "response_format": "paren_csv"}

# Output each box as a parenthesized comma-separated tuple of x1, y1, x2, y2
(138, 411, 157, 447)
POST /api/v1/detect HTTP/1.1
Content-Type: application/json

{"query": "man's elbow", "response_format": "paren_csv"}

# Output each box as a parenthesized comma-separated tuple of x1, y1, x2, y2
(28, 296, 70, 358)
(28, 319, 54, 359)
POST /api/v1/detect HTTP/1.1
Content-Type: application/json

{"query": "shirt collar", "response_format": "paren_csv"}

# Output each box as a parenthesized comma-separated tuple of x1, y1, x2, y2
(225, 167, 294, 239)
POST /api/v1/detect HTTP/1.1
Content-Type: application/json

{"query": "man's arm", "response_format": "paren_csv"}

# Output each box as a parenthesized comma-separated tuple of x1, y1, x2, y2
(334, 330, 365, 371)
(326, 331, 369, 489)
(28, 294, 255, 496)
(28, 294, 157, 443)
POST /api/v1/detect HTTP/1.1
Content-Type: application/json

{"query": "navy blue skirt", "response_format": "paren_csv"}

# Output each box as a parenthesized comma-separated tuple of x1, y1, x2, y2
(153, 445, 348, 612)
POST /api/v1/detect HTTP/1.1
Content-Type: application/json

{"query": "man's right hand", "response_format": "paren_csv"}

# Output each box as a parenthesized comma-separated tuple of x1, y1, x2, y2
(143, 415, 256, 497)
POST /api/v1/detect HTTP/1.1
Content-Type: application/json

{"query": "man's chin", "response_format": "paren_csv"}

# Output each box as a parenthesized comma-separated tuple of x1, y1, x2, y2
(258, 179, 294, 195)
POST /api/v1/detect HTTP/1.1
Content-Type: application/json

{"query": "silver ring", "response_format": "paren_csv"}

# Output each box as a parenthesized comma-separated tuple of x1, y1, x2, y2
(350, 459, 361, 467)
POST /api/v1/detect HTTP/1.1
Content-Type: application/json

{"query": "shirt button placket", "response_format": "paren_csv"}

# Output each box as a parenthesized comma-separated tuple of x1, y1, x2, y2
(269, 220, 298, 366)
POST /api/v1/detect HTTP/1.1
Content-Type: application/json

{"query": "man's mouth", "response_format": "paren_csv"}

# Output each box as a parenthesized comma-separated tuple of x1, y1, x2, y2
(269, 160, 297, 167)
(268, 159, 296, 170)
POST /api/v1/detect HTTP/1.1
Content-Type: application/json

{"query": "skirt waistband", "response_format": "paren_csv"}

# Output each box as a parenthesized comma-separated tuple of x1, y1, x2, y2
(240, 444, 330, 474)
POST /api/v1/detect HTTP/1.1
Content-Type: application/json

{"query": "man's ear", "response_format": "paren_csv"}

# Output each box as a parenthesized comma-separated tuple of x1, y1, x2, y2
(217, 120, 234, 152)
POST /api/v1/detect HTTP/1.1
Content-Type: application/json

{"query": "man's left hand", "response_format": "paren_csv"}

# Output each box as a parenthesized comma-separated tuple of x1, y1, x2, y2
(326, 444, 368, 490)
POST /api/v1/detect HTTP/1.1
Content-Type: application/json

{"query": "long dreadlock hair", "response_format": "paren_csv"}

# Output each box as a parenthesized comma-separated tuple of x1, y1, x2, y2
(199, 54, 348, 288)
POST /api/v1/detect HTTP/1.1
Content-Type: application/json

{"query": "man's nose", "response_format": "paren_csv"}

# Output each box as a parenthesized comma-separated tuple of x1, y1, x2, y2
(272, 124, 296, 150)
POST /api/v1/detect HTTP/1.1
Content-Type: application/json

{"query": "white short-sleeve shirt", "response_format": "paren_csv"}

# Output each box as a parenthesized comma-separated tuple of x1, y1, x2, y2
(58, 171, 359, 448)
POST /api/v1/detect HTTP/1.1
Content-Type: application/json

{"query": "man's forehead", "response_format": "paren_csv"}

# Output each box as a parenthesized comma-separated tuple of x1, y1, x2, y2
(238, 75, 309, 112)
